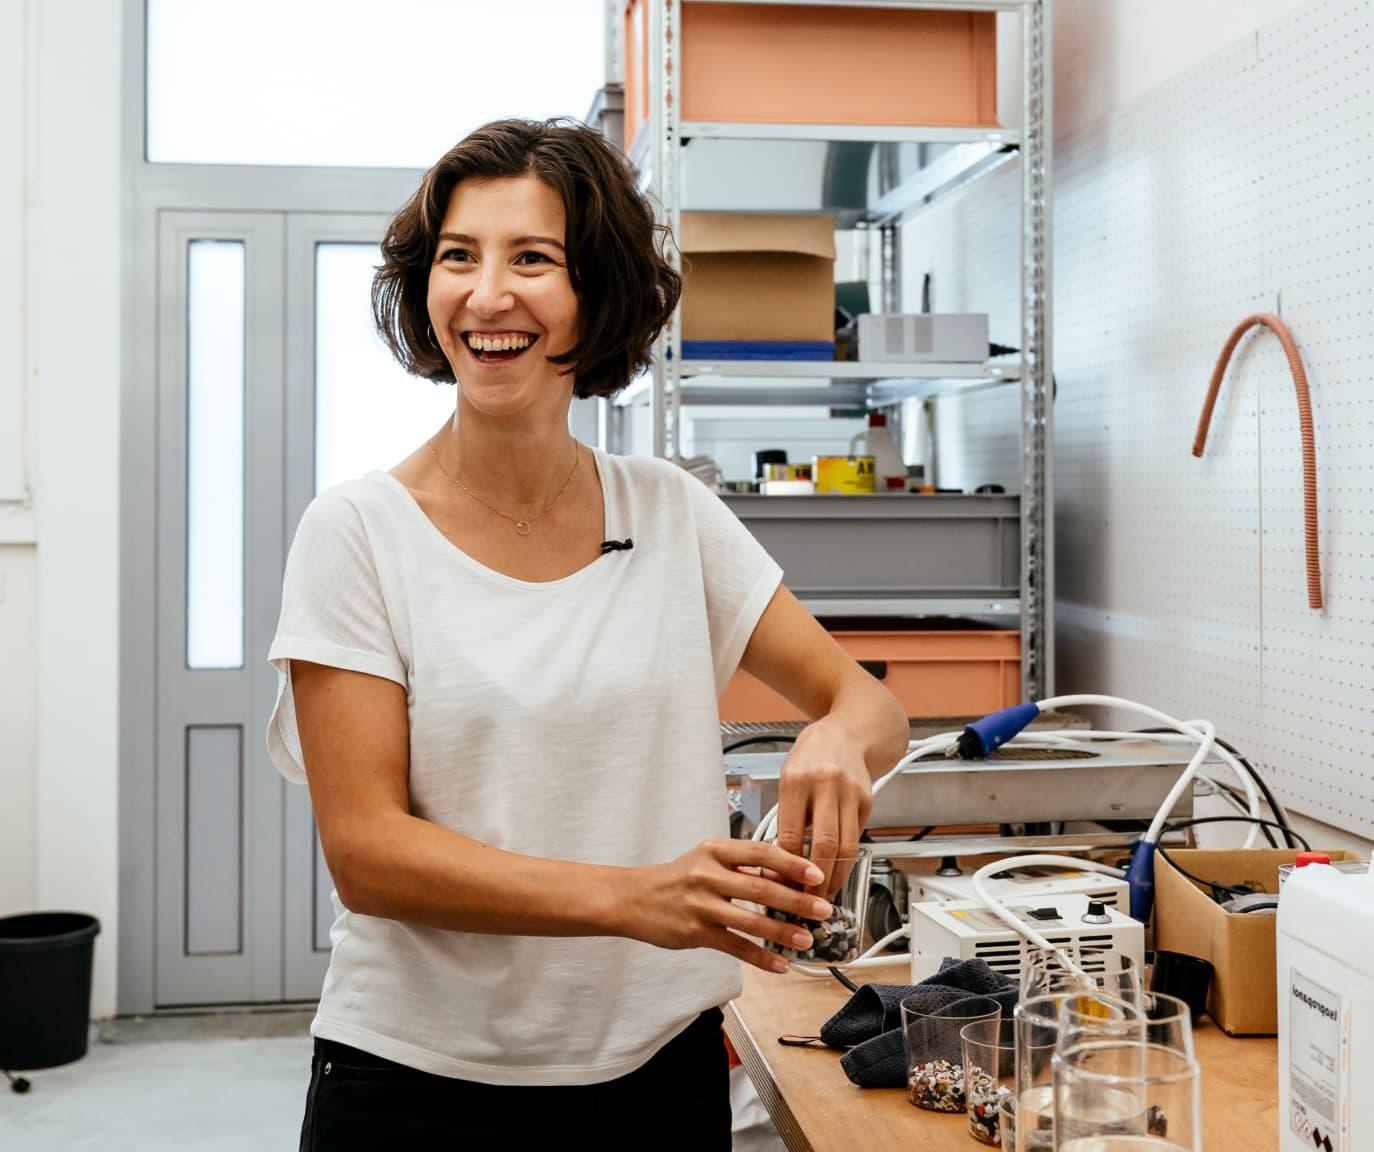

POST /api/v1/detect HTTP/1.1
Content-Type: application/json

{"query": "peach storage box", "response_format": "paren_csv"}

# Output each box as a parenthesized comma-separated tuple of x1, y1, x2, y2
(624, 1, 999, 153)
(719, 628, 1020, 723)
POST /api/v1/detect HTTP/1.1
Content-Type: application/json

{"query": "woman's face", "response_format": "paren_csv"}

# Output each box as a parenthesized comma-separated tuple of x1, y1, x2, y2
(427, 174, 579, 421)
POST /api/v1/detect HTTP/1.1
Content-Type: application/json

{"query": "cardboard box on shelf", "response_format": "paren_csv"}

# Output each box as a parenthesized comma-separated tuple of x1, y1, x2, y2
(624, 2, 999, 153)
(679, 212, 836, 345)
(1153, 848, 1359, 1036)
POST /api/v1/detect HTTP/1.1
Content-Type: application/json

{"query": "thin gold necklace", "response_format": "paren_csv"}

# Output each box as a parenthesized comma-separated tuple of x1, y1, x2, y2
(427, 435, 580, 536)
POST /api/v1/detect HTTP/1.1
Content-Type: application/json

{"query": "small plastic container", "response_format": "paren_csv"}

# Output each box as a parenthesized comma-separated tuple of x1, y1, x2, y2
(765, 849, 872, 965)
(962, 1017, 1016, 1144)
(903, 995, 1002, 1112)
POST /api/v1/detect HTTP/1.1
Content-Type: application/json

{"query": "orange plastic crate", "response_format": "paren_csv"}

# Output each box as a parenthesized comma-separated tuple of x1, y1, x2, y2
(719, 629, 1020, 723)
(624, 1, 999, 153)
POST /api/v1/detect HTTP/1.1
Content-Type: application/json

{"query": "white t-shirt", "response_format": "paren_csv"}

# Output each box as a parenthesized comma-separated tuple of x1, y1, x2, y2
(266, 448, 782, 1085)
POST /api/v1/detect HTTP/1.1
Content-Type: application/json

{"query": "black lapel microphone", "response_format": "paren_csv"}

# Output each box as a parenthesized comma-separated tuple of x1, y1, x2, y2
(599, 538, 634, 554)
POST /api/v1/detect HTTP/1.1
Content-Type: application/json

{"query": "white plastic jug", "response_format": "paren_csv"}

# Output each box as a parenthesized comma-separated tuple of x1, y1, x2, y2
(1276, 860, 1374, 1152)
(849, 413, 906, 492)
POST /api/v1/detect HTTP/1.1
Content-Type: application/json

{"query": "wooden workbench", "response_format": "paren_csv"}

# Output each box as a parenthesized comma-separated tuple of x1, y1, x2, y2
(725, 967, 1279, 1151)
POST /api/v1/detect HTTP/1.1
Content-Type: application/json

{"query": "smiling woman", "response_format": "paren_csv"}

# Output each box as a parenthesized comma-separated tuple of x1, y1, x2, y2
(373, 118, 679, 400)
(269, 117, 908, 1150)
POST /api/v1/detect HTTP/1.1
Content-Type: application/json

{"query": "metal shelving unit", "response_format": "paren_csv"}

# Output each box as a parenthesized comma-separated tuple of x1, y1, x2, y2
(602, 0, 1053, 698)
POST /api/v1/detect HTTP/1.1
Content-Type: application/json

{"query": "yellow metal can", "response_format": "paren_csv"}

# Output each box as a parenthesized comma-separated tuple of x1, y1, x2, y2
(812, 455, 876, 494)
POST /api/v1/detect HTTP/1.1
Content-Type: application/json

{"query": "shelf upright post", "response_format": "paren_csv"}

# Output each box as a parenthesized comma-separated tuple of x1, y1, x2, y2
(1019, 0, 1053, 698)
(599, 0, 627, 454)
(648, 0, 684, 459)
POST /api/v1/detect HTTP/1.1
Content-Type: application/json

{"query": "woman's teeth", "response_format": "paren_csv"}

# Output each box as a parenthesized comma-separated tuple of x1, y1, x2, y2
(465, 333, 535, 353)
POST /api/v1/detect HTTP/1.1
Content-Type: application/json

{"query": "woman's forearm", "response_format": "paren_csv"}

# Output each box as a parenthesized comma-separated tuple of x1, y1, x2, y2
(797, 671, 909, 780)
(332, 811, 632, 938)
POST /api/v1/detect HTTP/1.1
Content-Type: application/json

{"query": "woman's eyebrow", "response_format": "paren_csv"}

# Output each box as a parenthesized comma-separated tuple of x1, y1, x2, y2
(511, 235, 565, 251)
(436, 231, 564, 252)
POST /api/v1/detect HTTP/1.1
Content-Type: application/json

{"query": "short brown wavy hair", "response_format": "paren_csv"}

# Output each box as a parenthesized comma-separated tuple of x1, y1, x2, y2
(372, 118, 681, 399)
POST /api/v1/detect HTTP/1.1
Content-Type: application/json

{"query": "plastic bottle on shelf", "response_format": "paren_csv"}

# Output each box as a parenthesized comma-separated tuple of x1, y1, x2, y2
(849, 414, 906, 492)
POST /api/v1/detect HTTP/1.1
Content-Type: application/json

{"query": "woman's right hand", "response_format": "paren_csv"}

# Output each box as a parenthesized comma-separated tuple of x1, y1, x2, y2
(625, 839, 835, 973)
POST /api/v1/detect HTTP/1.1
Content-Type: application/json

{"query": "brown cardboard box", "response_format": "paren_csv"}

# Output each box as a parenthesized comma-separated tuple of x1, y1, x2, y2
(1154, 848, 1357, 1035)
(624, 2, 998, 154)
(679, 213, 835, 344)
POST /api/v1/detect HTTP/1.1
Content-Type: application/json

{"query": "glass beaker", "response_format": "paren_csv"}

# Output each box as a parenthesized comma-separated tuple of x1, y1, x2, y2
(1022, 946, 1142, 1006)
(1014, 992, 1143, 1151)
(764, 849, 871, 965)
(1053, 1040, 1201, 1151)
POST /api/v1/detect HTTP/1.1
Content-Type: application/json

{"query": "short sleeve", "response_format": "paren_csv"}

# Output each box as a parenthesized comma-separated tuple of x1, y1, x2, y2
(266, 490, 406, 783)
(682, 475, 784, 694)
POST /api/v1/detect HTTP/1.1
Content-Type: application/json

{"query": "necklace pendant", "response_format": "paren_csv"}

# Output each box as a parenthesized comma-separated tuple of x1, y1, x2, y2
(514, 521, 532, 536)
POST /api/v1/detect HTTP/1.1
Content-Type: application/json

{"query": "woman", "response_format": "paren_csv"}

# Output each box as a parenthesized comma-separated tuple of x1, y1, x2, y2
(268, 118, 908, 1148)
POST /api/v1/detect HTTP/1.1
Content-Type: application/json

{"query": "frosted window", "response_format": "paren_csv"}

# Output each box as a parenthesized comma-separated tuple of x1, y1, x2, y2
(147, 0, 606, 168)
(315, 244, 455, 494)
(186, 241, 245, 670)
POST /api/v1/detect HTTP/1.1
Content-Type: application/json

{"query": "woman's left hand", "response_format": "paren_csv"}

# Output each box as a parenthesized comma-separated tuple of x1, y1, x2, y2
(773, 723, 874, 899)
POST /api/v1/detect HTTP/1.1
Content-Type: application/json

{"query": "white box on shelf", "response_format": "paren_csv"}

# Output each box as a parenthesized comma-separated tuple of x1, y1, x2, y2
(856, 313, 989, 363)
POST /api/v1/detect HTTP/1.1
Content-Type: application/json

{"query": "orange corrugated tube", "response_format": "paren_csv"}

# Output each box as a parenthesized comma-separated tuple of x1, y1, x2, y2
(1191, 312, 1323, 610)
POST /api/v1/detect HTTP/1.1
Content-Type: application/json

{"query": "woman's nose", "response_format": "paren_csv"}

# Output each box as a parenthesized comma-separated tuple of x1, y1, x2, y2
(467, 263, 514, 316)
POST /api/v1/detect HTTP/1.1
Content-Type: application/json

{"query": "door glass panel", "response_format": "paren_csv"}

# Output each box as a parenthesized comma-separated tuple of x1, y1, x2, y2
(146, 0, 605, 168)
(186, 240, 245, 670)
(315, 243, 455, 495)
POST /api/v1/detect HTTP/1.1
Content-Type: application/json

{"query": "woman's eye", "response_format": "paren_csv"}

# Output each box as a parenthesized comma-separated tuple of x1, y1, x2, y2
(439, 248, 472, 263)
(515, 251, 551, 266)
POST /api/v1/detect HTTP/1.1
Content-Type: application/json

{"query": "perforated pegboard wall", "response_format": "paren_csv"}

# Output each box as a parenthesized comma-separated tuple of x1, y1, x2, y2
(901, 0, 1374, 838)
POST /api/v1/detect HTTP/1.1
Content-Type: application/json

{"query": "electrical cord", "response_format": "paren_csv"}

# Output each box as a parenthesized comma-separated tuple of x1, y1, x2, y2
(1137, 727, 1297, 848)
(828, 966, 860, 993)
(1160, 815, 1309, 850)
(722, 734, 798, 754)
(1205, 779, 1278, 846)
(969, 855, 1129, 978)
(1154, 816, 1309, 904)
(747, 696, 1277, 980)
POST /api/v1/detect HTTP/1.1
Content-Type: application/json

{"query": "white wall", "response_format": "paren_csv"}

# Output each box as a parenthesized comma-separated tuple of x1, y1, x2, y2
(0, 0, 38, 917)
(1054, 0, 1309, 140)
(906, 0, 1373, 854)
(0, 0, 124, 1018)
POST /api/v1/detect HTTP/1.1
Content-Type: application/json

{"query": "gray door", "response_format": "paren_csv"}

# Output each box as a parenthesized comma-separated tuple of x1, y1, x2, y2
(154, 211, 288, 1005)
(282, 213, 458, 999)
(155, 210, 450, 1006)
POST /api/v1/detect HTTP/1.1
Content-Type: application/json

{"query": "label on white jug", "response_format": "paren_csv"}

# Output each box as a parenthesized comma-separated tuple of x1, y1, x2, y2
(1289, 969, 1347, 1151)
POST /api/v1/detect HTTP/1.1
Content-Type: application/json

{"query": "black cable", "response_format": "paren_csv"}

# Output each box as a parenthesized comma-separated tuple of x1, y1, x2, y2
(829, 965, 860, 993)
(1208, 780, 1278, 846)
(1160, 815, 1309, 849)
(1135, 727, 1298, 848)
(1155, 816, 1310, 904)
(722, 734, 798, 754)
(1153, 846, 1259, 904)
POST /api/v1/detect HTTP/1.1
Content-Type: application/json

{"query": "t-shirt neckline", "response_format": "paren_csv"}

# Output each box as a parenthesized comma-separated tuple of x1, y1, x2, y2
(369, 445, 619, 591)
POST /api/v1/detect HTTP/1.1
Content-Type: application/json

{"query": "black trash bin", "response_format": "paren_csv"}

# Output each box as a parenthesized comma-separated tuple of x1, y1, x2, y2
(0, 912, 101, 1071)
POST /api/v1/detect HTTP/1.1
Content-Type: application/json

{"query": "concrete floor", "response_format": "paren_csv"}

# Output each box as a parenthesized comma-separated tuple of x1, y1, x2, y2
(0, 1011, 314, 1151)
(0, 1010, 784, 1151)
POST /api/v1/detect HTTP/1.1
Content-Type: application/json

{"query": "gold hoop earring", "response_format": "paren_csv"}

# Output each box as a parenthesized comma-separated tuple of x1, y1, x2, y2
(427, 322, 436, 347)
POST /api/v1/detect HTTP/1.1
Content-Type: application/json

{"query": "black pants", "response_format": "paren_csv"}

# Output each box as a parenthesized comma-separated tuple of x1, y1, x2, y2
(299, 1008, 732, 1149)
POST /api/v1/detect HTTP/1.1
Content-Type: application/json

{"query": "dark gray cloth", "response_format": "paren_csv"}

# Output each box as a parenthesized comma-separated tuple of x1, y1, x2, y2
(820, 959, 1019, 1089)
